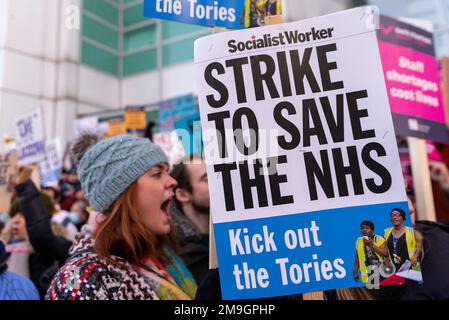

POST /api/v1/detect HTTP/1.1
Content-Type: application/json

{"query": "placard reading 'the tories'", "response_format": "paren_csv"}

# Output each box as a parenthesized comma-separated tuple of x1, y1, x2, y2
(195, 7, 415, 299)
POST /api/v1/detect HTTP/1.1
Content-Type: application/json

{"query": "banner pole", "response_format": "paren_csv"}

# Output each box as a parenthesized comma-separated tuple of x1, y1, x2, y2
(209, 216, 218, 269)
(408, 137, 436, 221)
(442, 57, 449, 129)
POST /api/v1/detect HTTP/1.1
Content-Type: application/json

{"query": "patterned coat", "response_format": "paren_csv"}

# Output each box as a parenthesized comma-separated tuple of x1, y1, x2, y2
(46, 233, 197, 300)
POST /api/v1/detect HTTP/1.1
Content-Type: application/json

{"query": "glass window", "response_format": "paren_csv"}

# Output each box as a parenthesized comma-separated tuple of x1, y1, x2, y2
(124, 48, 158, 76)
(163, 33, 208, 67)
(124, 3, 146, 27)
(162, 20, 207, 40)
(123, 0, 138, 5)
(124, 24, 157, 52)
(83, 0, 119, 25)
(82, 15, 119, 50)
(81, 1, 206, 76)
(82, 41, 119, 75)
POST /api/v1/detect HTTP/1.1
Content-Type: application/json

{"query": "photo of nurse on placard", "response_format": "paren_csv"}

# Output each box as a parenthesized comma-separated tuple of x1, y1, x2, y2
(241, 0, 282, 28)
(354, 208, 423, 290)
(354, 220, 390, 284)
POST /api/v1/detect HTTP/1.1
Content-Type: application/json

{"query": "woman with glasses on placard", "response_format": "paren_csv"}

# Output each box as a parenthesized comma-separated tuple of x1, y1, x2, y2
(384, 208, 417, 271)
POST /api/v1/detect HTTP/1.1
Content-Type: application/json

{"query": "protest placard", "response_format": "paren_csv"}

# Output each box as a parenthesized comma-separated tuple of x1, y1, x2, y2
(244, 0, 282, 28)
(39, 139, 62, 188)
(0, 152, 18, 213)
(107, 116, 127, 137)
(15, 108, 46, 165)
(174, 112, 203, 157)
(125, 106, 147, 137)
(158, 94, 198, 132)
(153, 131, 186, 166)
(144, 0, 245, 29)
(195, 6, 419, 299)
(398, 139, 442, 190)
(378, 15, 449, 144)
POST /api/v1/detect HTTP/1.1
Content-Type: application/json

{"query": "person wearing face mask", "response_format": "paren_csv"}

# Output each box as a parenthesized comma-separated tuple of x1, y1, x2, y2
(46, 134, 197, 300)
(42, 186, 79, 241)
(68, 200, 89, 231)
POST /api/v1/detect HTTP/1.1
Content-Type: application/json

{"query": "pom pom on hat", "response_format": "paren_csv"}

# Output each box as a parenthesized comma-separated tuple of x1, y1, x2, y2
(70, 132, 102, 168)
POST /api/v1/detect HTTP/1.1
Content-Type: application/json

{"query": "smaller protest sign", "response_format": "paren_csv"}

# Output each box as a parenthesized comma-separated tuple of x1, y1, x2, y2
(125, 106, 147, 137)
(244, 0, 282, 28)
(158, 94, 198, 132)
(2, 134, 17, 154)
(144, 0, 246, 29)
(15, 108, 46, 165)
(153, 131, 186, 166)
(174, 112, 203, 157)
(0, 152, 18, 213)
(39, 139, 62, 188)
(398, 138, 443, 189)
(378, 15, 449, 144)
(107, 116, 127, 137)
(426, 141, 443, 162)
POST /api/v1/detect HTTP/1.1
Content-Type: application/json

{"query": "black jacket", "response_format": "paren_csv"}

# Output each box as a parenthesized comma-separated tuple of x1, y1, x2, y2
(171, 206, 209, 285)
(401, 220, 449, 300)
(15, 180, 72, 298)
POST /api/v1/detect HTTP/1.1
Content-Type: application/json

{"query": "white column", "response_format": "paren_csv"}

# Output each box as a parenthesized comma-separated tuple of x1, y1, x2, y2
(53, 0, 82, 145)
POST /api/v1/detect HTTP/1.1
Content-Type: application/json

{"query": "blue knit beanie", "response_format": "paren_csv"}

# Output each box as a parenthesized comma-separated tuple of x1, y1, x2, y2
(77, 135, 168, 212)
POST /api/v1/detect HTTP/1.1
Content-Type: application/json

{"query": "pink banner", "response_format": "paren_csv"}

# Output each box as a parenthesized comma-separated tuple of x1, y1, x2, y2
(379, 40, 444, 123)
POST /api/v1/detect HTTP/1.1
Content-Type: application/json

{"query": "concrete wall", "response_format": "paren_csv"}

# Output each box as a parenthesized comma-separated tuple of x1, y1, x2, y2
(0, 0, 83, 151)
(0, 0, 200, 152)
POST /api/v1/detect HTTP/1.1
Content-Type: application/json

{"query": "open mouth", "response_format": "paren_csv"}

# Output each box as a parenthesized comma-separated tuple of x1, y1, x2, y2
(161, 198, 172, 222)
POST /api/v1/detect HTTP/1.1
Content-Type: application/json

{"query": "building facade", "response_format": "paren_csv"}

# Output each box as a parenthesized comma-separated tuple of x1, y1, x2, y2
(0, 0, 210, 151)
(2, 0, 448, 151)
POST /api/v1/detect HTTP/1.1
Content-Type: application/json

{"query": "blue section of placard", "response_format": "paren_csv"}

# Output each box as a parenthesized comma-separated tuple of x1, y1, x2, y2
(158, 94, 197, 132)
(143, 0, 245, 29)
(214, 201, 411, 299)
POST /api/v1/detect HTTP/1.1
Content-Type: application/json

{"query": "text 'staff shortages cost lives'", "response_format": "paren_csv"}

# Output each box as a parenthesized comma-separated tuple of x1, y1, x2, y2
(195, 6, 418, 299)
(378, 15, 449, 144)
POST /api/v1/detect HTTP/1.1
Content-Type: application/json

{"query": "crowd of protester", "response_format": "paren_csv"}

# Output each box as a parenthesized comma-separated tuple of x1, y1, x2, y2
(1, 132, 449, 300)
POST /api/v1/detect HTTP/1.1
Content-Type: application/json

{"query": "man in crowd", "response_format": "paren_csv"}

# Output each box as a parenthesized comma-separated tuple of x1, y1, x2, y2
(170, 156, 210, 285)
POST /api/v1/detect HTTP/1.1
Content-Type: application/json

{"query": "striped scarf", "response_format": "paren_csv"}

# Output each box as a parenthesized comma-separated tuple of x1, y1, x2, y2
(131, 246, 197, 300)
